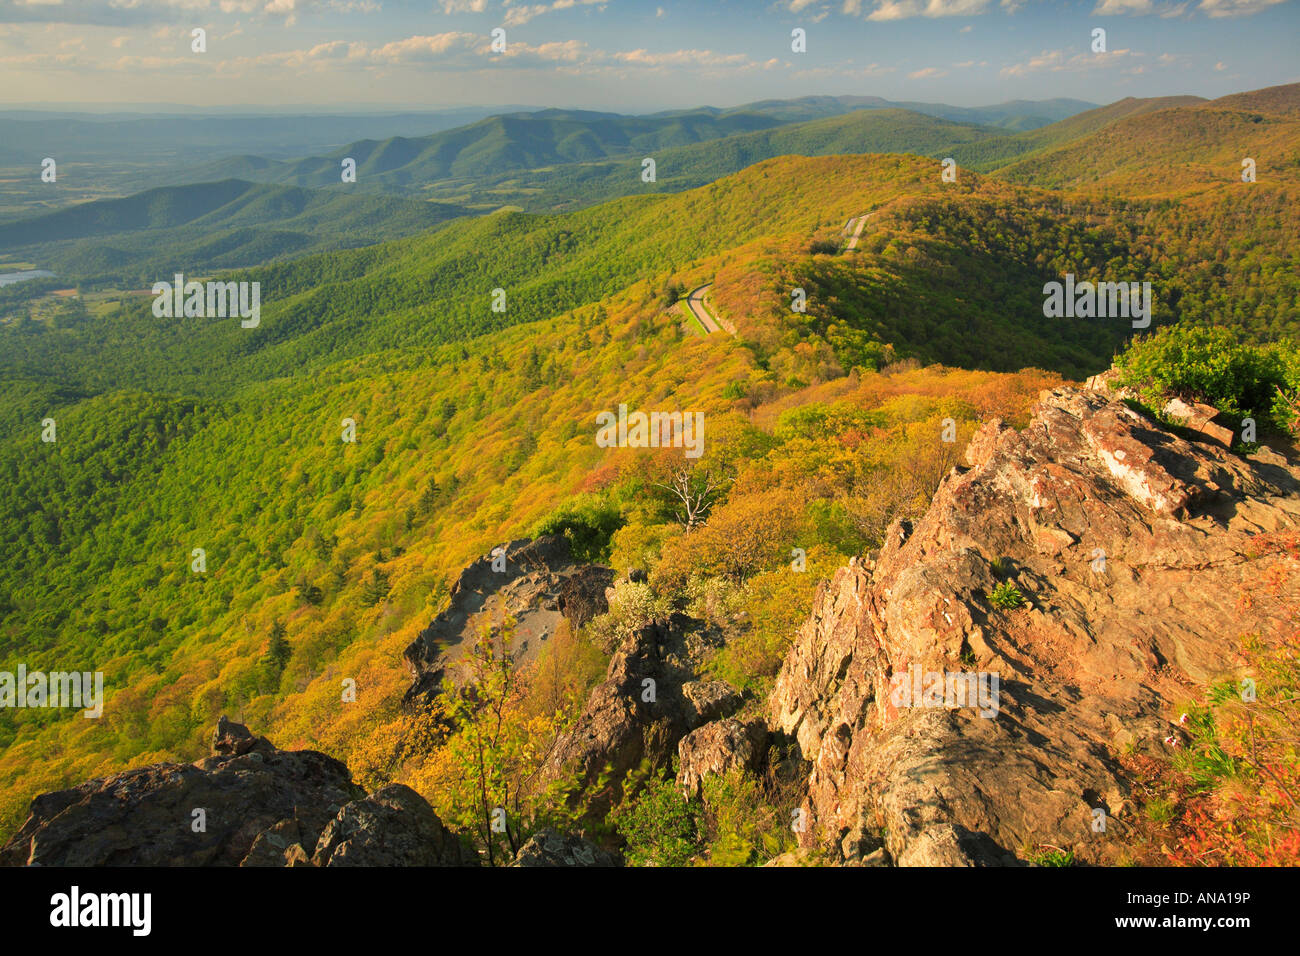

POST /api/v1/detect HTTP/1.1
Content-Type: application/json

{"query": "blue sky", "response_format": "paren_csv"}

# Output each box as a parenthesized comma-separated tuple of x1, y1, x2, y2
(0, 0, 1295, 111)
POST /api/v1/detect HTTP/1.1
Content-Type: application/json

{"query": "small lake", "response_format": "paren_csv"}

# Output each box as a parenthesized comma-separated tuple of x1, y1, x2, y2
(0, 270, 56, 287)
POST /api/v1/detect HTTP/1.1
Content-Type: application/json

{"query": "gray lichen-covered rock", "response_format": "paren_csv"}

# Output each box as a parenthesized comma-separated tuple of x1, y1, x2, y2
(1, 720, 361, 867)
(312, 783, 473, 867)
(402, 535, 615, 708)
(240, 817, 306, 867)
(513, 828, 621, 867)
(212, 714, 274, 757)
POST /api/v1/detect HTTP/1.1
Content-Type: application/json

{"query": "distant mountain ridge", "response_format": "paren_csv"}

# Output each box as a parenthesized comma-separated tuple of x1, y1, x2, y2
(4, 86, 1295, 286)
(169, 96, 1096, 193)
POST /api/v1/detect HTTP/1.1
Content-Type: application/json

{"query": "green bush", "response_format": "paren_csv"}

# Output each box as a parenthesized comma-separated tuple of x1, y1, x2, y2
(532, 494, 624, 563)
(609, 774, 701, 867)
(1115, 323, 1299, 432)
(700, 768, 799, 866)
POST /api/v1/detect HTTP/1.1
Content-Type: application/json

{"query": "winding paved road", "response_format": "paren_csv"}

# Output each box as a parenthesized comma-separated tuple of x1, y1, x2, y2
(685, 283, 723, 334)
(844, 212, 873, 251)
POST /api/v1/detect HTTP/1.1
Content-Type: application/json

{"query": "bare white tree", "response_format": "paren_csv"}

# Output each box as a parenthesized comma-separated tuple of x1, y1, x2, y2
(653, 463, 730, 530)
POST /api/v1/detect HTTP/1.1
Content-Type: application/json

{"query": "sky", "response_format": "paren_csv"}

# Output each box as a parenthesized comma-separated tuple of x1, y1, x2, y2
(0, 0, 1296, 112)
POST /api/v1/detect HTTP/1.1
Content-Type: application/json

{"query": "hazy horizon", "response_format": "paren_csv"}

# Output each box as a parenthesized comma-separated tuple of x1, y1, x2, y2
(0, 0, 1295, 112)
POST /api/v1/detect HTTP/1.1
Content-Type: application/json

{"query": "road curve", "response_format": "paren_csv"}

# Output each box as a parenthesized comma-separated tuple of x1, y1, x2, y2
(685, 283, 722, 334)
(844, 212, 872, 251)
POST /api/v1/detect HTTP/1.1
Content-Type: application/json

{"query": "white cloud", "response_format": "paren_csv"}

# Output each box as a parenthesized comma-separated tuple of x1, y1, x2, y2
(908, 65, 947, 77)
(1093, 0, 1156, 11)
(1092, 0, 1189, 15)
(503, 3, 547, 23)
(501, 0, 606, 25)
(862, 0, 996, 20)
(1000, 46, 1141, 76)
(790, 62, 895, 80)
(612, 46, 749, 67)
(0, 0, 376, 24)
(211, 31, 762, 76)
(1197, 0, 1287, 15)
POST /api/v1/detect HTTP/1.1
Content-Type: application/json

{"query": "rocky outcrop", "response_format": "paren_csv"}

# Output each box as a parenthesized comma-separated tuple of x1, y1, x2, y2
(403, 535, 614, 708)
(676, 717, 768, 797)
(540, 613, 739, 817)
(312, 784, 471, 866)
(0, 719, 474, 868)
(769, 385, 1300, 866)
(1, 718, 362, 866)
(512, 828, 621, 867)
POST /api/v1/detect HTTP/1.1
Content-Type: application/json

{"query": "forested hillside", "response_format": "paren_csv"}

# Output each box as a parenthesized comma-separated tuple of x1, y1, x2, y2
(0, 180, 468, 282)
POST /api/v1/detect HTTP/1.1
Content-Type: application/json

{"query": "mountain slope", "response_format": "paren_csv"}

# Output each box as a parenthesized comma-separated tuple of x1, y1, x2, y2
(1203, 81, 1300, 117)
(947, 94, 1209, 171)
(179, 108, 797, 190)
(172, 98, 1096, 198)
(992, 97, 1300, 193)
(0, 87, 1296, 858)
(0, 180, 468, 280)
(439, 108, 1010, 212)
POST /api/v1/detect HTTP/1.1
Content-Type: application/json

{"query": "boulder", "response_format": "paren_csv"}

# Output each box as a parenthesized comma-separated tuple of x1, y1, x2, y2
(212, 714, 273, 757)
(312, 783, 473, 867)
(512, 828, 621, 867)
(540, 614, 741, 818)
(1162, 397, 1236, 448)
(240, 817, 306, 867)
(676, 717, 768, 796)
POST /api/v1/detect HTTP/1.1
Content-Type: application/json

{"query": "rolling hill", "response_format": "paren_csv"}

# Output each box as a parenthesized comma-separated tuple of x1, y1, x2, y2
(167, 97, 1096, 197)
(992, 84, 1300, 193)
(0, 180, 468, 281)
(0, 100, 1104, 280)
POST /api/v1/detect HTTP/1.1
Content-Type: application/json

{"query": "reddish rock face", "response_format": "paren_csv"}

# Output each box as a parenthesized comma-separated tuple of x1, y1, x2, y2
(677, 717, 768, 797)
(769, 386, 1300, 866)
